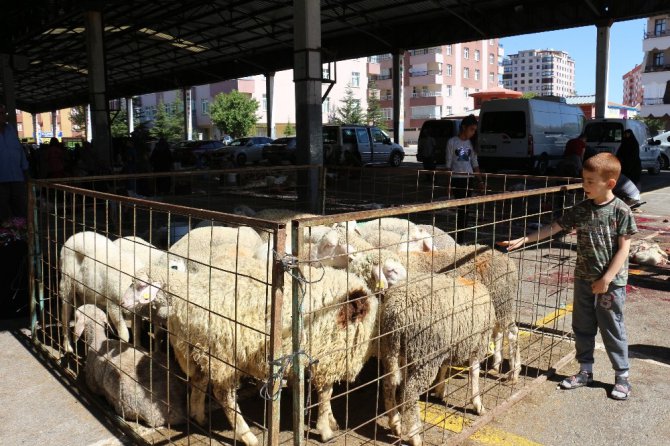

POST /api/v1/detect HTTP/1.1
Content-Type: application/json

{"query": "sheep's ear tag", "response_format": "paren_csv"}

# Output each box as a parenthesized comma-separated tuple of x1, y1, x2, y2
(143, 282, 161, 303)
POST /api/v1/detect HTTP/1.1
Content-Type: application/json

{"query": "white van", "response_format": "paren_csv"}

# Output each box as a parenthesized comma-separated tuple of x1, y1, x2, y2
(477, 98, 585, 174)
(583, 118, 661, 174)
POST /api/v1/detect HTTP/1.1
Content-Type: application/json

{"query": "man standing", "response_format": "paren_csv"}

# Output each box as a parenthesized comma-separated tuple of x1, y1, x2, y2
(0, 104, 29, 221)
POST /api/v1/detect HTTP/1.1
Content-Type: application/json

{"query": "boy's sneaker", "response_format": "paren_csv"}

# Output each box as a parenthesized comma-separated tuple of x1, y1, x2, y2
(611, 376, 632, 400)
(560, 370, 593, 389)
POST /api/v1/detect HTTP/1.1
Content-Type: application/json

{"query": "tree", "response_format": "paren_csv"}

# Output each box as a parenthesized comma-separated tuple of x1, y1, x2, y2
(69, 105, 87, 138)
(366, 81, 386, 130)
(283, 119, 295, 136)
(209, 90, 260, 138)
(150, 97, 184, 142)
(521, 92, 539, 99)
(110, 106, 129, 138)
(333, 86, 365, 125)
(635, 116, 665, 135)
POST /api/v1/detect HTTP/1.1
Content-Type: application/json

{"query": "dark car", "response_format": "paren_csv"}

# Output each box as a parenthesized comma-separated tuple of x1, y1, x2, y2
(171, 140, 226, 167)
(263, 137, 297, 164)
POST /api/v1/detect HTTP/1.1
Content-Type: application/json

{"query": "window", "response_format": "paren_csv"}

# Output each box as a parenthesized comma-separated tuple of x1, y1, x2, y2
(446, 64, 452, 76)
(463, 67, 470, 79)
(489, 39, 494, 45)
(446, 106, 453, 115)
(262, 94, 267, 111)
(446, 85, 452, 96)
(322, 97, 330, 115)
(463, 47, 469, 59)
(17, 123, 22, 132)
(381, 108, 392, 120)
(474, 69, 480, 80)
(489, 53, 494, 64)
(351, 71, 360, 87)
(655, 18, 667, 36)
(201, 99, 209, 115)
(489, 72, 495, 82)
(654, 52, 665, 67)
(464, 87, 470, 97)
(474, 50, 480, 61)
(446, 45, 452, 56)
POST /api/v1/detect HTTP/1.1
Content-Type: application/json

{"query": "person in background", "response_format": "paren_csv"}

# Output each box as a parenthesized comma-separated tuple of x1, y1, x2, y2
(47, 136, 66, 178)
(557, 133, 587, 177)
(0, 104, 29, 221)
(616, 129, 642, 187)
(150, 137, 173, 194)
(445, 114, 484, 241)
(499, 153, 636, 401)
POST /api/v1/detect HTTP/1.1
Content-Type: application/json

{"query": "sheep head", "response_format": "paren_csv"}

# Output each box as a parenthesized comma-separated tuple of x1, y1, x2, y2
(397, 226, 434, 253)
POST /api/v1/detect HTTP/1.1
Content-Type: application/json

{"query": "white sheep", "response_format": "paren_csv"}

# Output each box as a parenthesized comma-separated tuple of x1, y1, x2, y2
(629, 240, 668, 266)
(357, 225, 434, 253)
(113, 235, 186, 274)
(380, 274, 496, 446)
(74, 304, 187, 427)
(59, 231, 142, 353)
(403, 244, 521, 382)
(121, 260, 379, 445)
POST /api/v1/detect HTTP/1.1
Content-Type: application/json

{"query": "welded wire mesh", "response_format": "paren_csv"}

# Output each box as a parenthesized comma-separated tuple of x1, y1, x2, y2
(28, 165, 584, 446)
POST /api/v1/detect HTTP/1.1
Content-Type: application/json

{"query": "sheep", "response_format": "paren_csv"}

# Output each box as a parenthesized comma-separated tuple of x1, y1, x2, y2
(113, 235, 186, 274)
(402, 244, 521, 382)
(358, 217, 419, 235)
(357, 225, 434, 253)
(74, 304, 187, 427)
(380, 274, 496, 446)
(59, 231, 141, 353)
(416, 224, 457, 250)
(629, 240, 668, 266)
(121, 260, 379, 445)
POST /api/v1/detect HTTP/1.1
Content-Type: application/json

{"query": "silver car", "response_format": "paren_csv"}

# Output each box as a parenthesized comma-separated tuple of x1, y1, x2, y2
(651, 130, 670, 170)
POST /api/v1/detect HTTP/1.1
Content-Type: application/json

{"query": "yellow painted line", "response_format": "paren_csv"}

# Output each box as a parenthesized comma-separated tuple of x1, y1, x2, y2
(420, 402, 544, 446)
(535, 304, 573, 328)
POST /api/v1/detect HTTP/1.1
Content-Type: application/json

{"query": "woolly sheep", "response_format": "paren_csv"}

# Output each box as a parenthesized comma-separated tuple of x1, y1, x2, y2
(380, 274, 496, 446)
(357, 225, 434, 253)
(416, 224, 456, 250)
(59, 231, 141, 353)
(113, 235, 186, 273)
(121, 260, 378, 445)
(74, 304, 187, 427)
(403, 244, 521, 382)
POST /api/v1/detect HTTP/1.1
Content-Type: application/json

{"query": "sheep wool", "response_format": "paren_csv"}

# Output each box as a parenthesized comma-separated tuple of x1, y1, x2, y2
(380, 274, 495, 446)
(59, 231, 141, 353)
(122, 261, 377, 445)
(74, 305, 187, 428)
(405, 244, 520, 382)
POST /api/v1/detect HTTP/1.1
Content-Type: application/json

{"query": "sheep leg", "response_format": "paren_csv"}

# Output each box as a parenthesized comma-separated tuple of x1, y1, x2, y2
(382, 353, 403, 437)
(189, 370, 209, 426)
(434, 364, 448, 400)
(315, 384, 339, 442)
(397, 371, 425, 446)
(469, 355, 486, 415)
(213, 386, 259, 446)
(105, 301, 130, 343)
(60, 290, 74, 354)
(507, 323, 520, 383)
(491, 322, 504, 374)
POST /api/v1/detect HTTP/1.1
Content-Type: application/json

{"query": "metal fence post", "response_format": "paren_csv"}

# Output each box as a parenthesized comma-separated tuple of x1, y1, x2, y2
(268, 226, 286, 446)
(291, 221, 305, 446)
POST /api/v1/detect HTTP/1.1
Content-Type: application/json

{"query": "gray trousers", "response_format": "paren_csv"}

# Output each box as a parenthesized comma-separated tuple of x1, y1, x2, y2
(572, 279, 629, 373)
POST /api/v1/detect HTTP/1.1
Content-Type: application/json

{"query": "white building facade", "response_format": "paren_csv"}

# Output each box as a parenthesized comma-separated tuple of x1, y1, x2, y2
(640, 14, 670, 127)
(502, 49, 575, 97)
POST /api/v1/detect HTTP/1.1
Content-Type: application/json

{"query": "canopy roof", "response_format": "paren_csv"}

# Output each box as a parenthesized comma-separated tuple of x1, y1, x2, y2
(1, 0, 668, 113)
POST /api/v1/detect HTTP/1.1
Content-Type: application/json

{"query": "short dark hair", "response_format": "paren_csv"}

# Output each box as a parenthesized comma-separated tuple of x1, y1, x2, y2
(583, 152, 621, 181)
(461, 114, 477, 129)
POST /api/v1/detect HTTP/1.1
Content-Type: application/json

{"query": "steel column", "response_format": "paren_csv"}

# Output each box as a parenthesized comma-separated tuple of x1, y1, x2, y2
(266, 73, 275, 139)
(594, 22, 612, 119)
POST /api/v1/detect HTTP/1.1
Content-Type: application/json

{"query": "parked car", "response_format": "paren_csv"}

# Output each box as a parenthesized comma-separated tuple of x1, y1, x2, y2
(477, 98, 585, 174)
(322, 125, 404, 167)
(215, 136, 274, 166)
(417, 118, 463, 169)
(171, 140, 226, 168)
(583, 118, 661, 175)
(651, 129, 670, 170)
(263, 136, 297, 164)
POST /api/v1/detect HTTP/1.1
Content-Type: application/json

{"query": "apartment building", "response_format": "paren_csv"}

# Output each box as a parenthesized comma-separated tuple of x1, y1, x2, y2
(15, 109, 83, 144)
(640, 14, 670, 127)
(622, 64, 643, 107)
(502, 49, 575, 97)
(373, 39, 502, 144)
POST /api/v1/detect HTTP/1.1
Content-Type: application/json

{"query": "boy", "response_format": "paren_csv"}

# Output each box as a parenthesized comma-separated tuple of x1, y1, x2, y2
(499, 153, 637, 400)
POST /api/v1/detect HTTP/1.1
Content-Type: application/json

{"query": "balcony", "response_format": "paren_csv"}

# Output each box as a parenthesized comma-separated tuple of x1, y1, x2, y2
(640, 100, 670, 118)
(410, 91, 442, 98)
(643, 34, 670, 52)
(644, 63, 670, 73)
(408, 69, 443, 86)
(644, 29, 670, 39)
(643, 97, 666, 106)
(370, 73, 392, 81)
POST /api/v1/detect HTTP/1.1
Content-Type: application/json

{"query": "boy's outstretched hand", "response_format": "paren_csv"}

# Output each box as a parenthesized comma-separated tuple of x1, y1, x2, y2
(496, 237, 527, 252)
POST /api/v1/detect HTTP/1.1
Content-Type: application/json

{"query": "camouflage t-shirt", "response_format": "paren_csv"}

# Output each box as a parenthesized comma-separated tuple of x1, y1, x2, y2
(557, 197, 638, 285)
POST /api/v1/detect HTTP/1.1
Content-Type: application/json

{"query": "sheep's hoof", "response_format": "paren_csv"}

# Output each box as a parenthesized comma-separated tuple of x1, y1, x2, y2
(191, 410, 207, 426)
(408, 433, 423, 446)
(318, 426, 335, 443)
(240, 430, 259, 446)
(62, 342, 75, 355)
(388, 414, 402, 437)
(474, 405, 487, 416)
